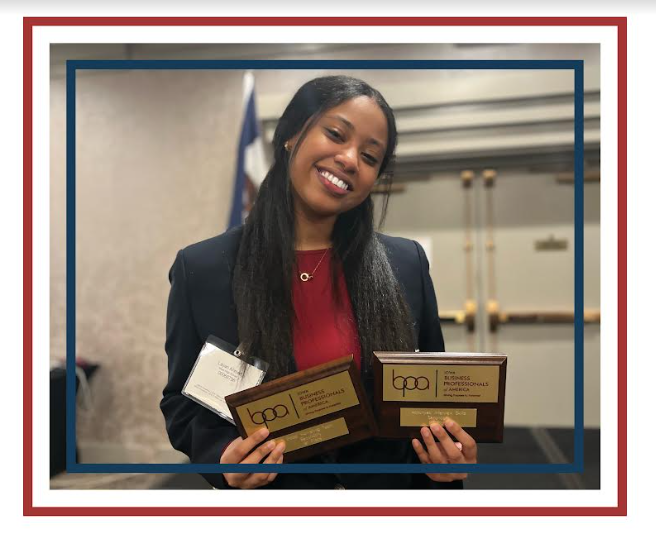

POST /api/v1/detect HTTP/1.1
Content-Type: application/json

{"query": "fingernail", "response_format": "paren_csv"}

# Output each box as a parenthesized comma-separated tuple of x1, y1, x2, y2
(444, 418, 455, 430)
(266, 440, 276, 450)
(421, 427, 430, 437)
(430, 422, 442, 433)
(258, 428, 269, 438)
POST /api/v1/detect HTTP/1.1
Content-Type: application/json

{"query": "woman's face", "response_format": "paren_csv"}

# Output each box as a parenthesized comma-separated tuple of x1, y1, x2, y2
(288, 96, 388, 220)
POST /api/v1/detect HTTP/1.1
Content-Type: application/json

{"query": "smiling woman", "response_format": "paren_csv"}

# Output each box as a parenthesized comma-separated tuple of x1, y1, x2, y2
(161, 75, 477, 490)
(288, 95, 388, 219)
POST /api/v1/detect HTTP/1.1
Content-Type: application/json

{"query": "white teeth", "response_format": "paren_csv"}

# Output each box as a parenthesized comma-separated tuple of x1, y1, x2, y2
(319, 169, 348, 191)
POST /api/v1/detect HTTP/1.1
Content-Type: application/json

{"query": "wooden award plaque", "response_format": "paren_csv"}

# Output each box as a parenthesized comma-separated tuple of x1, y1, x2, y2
(225, 356, 376, 462)
(373, 352, 507, 443)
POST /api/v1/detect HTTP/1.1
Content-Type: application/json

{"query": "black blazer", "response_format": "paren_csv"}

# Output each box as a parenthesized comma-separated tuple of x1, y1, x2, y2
(161, 225, 462, 489)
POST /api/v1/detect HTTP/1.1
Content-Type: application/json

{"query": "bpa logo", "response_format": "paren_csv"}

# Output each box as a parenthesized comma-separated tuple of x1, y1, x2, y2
(392, 369, 430, 398)
(247, 404, 289, 428)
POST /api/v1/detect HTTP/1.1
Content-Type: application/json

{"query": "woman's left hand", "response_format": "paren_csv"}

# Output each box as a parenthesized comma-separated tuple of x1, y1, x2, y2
(411, 417, 478, 482)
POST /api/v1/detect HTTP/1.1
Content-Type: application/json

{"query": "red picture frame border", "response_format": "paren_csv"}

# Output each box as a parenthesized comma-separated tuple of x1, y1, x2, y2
(23, 16, 627, 517)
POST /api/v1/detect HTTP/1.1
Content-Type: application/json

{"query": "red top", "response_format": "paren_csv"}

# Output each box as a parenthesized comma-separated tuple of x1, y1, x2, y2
(220, 249, 361, 462)
(292, 249, 361, 371)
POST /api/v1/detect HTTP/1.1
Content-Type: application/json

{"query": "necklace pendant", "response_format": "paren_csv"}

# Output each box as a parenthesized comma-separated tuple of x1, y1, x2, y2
(299, 272, 312, 282)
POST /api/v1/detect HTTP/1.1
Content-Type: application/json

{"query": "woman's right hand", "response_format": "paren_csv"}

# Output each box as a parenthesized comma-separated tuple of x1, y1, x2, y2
(220, 428, 286, 489)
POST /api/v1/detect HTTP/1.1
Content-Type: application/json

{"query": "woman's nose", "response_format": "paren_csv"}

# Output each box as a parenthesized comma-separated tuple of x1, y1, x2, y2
(334, 145, 358, 172)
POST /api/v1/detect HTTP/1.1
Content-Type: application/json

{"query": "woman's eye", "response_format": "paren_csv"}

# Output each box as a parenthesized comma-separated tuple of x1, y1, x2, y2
(325, 128, 343, 141)
(363, 153, 379, 166)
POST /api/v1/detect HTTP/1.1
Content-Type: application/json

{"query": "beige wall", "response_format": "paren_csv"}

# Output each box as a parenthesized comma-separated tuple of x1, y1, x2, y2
(50, 70, 245, 460)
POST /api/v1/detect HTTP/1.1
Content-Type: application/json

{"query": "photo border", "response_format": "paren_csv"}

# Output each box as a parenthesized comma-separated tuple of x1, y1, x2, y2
(65, 58, 584, 478)
(23, 16, 627, 517)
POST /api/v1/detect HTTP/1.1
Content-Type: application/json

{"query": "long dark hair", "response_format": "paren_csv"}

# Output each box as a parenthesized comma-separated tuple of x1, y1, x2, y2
(233, 75, 416, 379)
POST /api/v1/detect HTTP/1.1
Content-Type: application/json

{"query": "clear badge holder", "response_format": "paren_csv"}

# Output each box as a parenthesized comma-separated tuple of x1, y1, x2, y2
(182, 335, 268, 424)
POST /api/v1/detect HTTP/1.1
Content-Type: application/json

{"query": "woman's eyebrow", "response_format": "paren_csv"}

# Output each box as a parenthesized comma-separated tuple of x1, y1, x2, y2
(325, 114, 384, 148)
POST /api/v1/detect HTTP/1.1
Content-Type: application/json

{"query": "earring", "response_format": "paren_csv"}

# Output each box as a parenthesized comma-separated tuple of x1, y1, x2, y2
(284, 141, 291, 152)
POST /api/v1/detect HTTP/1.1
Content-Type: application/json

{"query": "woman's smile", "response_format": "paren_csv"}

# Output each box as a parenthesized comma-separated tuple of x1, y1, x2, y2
(315, 166, 351, 196)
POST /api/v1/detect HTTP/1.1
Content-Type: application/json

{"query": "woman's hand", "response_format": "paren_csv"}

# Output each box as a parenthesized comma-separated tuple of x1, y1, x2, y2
(411, 417, 477, 483)
(220, 428, 286, 489)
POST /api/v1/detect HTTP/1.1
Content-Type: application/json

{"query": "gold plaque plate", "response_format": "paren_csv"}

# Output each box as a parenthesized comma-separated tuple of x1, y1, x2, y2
(236, 371, 360, 434)
(382, 364, 499, 403)
(400, 408, 477, 428)
(277, 418, 350, 453)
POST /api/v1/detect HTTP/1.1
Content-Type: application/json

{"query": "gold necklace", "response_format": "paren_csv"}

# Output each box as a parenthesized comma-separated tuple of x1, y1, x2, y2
(298, 248, 329, 282)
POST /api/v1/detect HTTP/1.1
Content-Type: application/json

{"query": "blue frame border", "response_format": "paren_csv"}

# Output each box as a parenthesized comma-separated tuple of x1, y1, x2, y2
(66, 59, 584, 475)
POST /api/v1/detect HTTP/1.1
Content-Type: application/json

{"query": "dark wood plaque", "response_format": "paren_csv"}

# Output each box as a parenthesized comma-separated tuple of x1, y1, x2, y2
(373, 352, 507, 443)
(225, 356, 376, 462)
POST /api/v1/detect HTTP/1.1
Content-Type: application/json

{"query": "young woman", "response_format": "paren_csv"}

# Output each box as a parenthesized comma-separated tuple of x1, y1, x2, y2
(161, 76, 477, 490)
